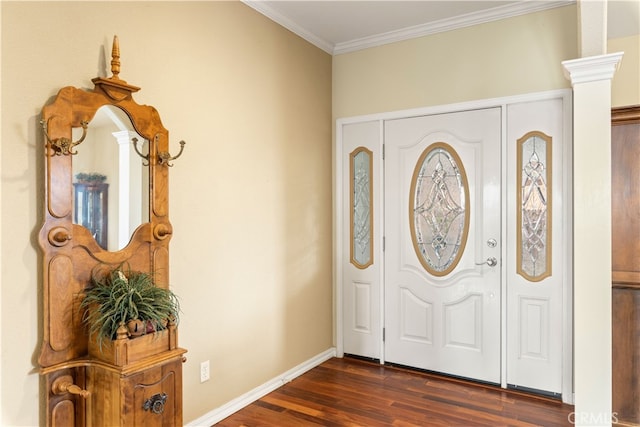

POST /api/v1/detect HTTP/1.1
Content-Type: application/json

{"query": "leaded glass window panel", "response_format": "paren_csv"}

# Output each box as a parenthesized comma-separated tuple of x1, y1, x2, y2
(409, 142, 470, 277)
(517, 131, 552, 281)
(350, 147, 373, 269)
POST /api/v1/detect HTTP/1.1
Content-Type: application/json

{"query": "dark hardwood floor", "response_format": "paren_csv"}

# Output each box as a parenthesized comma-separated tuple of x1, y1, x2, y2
(215, 356, 574, 426)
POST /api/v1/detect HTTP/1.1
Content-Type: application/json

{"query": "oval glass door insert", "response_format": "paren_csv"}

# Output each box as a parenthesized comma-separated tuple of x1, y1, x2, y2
(409, 142, 470, 276)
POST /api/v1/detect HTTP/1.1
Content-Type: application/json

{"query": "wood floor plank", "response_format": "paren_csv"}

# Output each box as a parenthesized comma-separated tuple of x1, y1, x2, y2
(215, 357, 574, 426)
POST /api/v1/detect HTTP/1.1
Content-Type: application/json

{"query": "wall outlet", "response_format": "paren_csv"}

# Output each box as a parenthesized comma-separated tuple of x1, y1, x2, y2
(200, 360, 210, 383)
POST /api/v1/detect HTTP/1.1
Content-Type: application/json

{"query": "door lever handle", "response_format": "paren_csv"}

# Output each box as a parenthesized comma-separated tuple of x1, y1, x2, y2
(476, 257, 498, 267)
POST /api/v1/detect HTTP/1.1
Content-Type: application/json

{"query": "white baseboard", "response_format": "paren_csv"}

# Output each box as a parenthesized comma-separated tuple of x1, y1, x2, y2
(186, 347, 337, 426)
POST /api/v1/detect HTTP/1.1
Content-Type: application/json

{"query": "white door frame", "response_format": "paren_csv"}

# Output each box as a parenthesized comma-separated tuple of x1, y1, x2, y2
(334, 89, 573, 403)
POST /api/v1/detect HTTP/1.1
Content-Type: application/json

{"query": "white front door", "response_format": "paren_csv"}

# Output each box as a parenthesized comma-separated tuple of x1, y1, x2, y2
(384, 108, 502, 383)
(337, 91, 572, 399)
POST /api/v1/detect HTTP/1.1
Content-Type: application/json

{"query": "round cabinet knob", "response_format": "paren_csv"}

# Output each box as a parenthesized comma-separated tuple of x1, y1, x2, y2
(48, 227, 72, 247)
(153, 224, 172, 240)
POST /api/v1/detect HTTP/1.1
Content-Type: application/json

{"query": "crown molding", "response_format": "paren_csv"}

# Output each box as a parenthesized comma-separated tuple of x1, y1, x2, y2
(333, 1, 574, 55)
(242, 1, 334, 54)
(244, 0, 574, 56)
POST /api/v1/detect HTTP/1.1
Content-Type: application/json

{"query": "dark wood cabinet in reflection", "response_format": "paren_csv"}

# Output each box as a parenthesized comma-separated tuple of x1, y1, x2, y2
(74, 182, 109, 249)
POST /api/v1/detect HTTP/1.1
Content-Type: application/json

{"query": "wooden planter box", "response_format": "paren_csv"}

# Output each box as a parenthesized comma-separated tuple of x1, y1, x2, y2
(88, 325, 177, 367)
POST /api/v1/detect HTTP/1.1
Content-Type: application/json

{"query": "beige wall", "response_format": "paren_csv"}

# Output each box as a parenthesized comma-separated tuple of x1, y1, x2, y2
(331, 4, 639, 118)
(609, 34, 640, 107)
(333, 5, 577, 119)
(0, 2, 332, 425)
(2, 1, 637, 425)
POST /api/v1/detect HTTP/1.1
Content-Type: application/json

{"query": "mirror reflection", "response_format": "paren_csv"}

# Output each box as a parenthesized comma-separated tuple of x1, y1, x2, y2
(72, 105, 149, 251)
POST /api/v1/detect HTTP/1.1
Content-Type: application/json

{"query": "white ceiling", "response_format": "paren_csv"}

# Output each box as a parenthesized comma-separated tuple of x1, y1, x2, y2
(244, 0, 640, 55)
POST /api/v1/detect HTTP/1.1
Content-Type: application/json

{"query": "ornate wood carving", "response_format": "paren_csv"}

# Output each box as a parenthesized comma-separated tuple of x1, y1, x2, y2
(38, 36, 185, 426)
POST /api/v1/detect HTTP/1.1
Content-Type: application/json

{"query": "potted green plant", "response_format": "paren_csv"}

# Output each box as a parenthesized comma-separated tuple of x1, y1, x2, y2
(75, 172, 107, 183)
(80, 266, 180, 353)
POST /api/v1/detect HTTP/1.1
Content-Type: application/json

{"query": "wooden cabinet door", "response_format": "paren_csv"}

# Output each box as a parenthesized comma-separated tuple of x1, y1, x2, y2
(126, 359, 183, 426)
(87, 356, 183, 426)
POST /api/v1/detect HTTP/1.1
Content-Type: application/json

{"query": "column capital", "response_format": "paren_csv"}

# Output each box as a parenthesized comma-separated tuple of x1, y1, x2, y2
(112, 130, 137, 146)
(562, 52, 624, 86)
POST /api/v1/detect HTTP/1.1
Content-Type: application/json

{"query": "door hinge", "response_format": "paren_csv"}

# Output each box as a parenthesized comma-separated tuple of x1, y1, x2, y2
(383, 236, 385, 251)
(383, 328, 385, 342)
(382, 144, 385, 160)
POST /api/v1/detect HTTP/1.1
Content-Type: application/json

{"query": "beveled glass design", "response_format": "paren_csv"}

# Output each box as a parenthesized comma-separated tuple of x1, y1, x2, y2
(350, 147, 373, 269)
(517, 131, 552, 282)
(410, 142, 469, 276)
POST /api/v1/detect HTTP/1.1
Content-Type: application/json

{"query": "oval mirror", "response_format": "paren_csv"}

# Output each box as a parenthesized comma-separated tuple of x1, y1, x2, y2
(72, 105, 149, 251)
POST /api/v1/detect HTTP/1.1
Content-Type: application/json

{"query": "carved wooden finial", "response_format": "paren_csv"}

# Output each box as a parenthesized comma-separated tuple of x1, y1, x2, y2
(110, 35, 121, 80)
(115, 323, 129, 340)
(92, 35, 141, 99)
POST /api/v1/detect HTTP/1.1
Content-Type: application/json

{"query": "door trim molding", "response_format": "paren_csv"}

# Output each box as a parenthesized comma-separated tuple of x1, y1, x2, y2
(561, 91, 574, 404)
(334, 89, 573, 402)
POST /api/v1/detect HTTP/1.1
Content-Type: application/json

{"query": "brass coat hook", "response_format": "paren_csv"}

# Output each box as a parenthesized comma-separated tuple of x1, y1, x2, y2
(41, 119, 89, 155)
(158, 140, 186, 167)
(131, 137, 149, 166)
(132, 136, 186, 167)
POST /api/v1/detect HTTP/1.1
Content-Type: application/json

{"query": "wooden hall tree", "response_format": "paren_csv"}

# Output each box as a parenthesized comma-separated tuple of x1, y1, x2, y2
(37, 36, 186, 426)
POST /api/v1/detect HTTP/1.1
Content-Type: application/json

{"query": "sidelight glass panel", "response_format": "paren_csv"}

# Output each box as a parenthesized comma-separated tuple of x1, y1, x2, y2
(410, 143, 469, 276)
(517, 131, 552, 281)
(350, 147, 373, 269)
